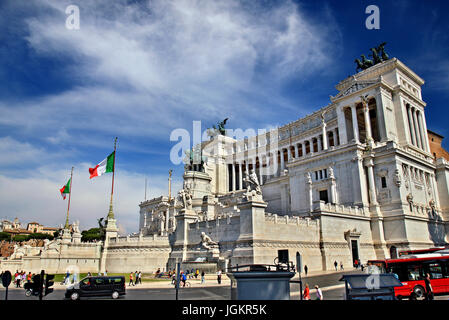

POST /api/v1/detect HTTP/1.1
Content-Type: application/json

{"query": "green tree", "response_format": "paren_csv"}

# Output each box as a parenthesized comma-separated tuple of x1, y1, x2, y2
(81, 228, 102, 242)
(12, 234, 30, 242)
(28, 233, 54, 240)
(0, 232, 11, 241)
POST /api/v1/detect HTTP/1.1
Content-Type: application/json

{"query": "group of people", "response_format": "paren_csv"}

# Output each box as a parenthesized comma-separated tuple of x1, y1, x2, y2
(333, 261, 345, 271)
(128, 271, 142, 286)
(10, 270, 33, 288)
(166, 268, 211, 286)
(303, 284, 323, 300)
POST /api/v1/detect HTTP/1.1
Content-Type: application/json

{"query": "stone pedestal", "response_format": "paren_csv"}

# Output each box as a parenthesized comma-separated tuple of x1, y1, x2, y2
(61, 228, 72, 244)
(168, 209, 198, 267)
(72, 232, 82, 243)
(202, 195, 216, 220)
(183, 171, 212, 203)
(232, 199, 268, 266)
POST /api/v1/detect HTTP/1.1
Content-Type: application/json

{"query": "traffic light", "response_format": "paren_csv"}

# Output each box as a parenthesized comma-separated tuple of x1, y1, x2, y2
(44, 274, 55, 296)
(32, 274, 42, 295)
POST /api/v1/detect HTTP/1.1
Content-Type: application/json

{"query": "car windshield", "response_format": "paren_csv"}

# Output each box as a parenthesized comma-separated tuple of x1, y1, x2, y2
(80, 278, 91, 285)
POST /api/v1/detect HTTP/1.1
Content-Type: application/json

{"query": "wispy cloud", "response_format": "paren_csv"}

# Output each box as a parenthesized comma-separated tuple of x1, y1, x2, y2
(0, 0, 341, 231)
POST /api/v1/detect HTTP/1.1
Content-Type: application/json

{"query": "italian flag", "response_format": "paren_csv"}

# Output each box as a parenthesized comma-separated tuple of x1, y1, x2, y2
(89, 151, 115, 179)
(59, 178, 71, 200)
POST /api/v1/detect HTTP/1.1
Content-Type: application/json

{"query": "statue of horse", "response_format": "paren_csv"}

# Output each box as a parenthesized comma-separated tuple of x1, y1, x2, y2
(369, 47, 382, 64)
(377, 42, 389, 61)
(355, 58, 364, 72)
(360, 54, 373, 69)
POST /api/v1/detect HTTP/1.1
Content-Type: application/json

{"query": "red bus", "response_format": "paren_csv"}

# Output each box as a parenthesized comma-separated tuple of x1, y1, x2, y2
(368, 249, 449, 300)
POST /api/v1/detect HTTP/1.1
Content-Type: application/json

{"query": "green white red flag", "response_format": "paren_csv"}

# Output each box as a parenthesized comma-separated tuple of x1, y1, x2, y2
(59, 178, 71, 200)
(89, 151, 115, 179)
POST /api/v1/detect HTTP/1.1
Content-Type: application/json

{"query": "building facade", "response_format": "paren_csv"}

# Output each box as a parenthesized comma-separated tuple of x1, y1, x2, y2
(2, 57, 448, 274)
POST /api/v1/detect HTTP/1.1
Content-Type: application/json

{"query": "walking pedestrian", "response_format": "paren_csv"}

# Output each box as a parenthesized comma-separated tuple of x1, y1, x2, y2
(303, 284, 311, 300)
(201, 270, 205, 284)
(340, 262, 344, 270)
(195, 269, 199, 279)
(425, 273, 434, 300)
(22, 272, 26, 285)
(314, 285, 323, 300)
(15, 272, 21, 288)
(334, 261, 338, 271)
(138, 271, 142, 284)
(304, 265, 308, 276)
(27, 272, 32, 283)
(217, 269, 222, 284)
(129, 272, 134, 286)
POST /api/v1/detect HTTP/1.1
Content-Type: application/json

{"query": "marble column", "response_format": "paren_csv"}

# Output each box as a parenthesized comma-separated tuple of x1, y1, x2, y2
(365, 158, 378, 206)
(351, 105, 360, 143)
(238, 161, 243, 190)
(406, 105, 417, 146)
(232, 163, 236, 191)
(363, 101, 373, 144)
(417, 112, 429, 152)
(310, 139, 315, 154)
(294, 144, 299, 158)
(306, 172, 313, 213)
(287, 146, 292, 162)
(317, 136, 322, 151)
(333, 128, 338, 146)
(302, 143, 306, 157)
(412, 108, 422, 149)
(322, 123, 328, 150)
(280, 149, 285, 171)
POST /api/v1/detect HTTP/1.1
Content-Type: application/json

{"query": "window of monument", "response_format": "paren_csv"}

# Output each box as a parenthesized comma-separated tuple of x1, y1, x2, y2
(381, 176, 387, 189)
(319, 190, 329, 203)
(324, 169, 327, 179)
(315, 171, 318, 181)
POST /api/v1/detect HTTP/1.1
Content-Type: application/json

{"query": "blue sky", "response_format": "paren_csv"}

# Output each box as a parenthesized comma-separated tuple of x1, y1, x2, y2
(1, 0, 448, 234)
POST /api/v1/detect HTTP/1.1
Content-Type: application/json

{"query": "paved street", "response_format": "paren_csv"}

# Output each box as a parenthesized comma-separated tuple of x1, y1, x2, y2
(1, 270, 448, 301)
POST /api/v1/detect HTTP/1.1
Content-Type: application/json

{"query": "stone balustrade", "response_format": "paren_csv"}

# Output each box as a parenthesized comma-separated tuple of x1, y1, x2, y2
(312, 200, 367, 216)
(264, 213, 318, 227)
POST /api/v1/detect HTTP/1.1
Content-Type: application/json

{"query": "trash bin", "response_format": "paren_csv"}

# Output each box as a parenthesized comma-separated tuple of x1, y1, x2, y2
(339, 274, 403, 300)
(227, 264, 295, 300)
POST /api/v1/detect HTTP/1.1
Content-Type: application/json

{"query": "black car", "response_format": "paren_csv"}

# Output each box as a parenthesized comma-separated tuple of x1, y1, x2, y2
(65, 276, 126, 300)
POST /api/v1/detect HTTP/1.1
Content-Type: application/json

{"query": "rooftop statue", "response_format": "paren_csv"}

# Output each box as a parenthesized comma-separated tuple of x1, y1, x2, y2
(355, 43, 390, 72)
(208, 118, 229, 137)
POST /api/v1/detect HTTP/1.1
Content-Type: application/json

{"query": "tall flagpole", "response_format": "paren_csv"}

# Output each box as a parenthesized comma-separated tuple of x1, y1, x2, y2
(168, 169, 172, 201)
(65, 167, 74, 229)
(108, 137, 118, 219)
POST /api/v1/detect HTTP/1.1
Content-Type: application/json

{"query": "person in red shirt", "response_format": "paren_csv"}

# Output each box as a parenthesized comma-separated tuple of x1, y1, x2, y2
(303, 284, 311, 300)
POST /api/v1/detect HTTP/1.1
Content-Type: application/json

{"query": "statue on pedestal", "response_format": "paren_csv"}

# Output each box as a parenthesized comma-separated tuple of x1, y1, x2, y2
(200, 232, 219, 250)
(178, 186, 193, 210)
(242, 169, 263, 201)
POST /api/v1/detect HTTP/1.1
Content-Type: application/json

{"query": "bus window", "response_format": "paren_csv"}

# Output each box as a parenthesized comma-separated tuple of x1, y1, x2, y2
(407, 264, 424, 281)
(426, 262, 443, 279)
(387, 263, 406, 281)
(442, 260, 449, 278)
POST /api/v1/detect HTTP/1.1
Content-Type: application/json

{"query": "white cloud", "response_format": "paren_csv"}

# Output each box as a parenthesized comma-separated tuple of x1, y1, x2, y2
(0, 0, 341, 231)
(0, 162, 181, 234)
(1, 0, 340, 139)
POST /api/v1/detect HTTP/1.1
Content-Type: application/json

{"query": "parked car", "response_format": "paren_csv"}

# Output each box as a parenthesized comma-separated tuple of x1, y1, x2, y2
(65, 276, 126, 300)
